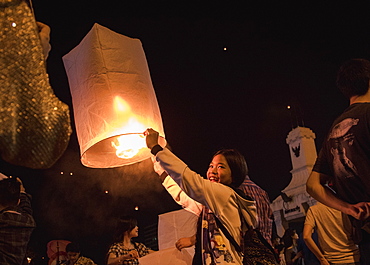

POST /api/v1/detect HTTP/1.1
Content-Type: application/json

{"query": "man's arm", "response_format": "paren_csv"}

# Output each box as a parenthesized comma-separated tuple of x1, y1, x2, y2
(153, 156, 203, 216)
(162, 176, 202, 216)
(152, 156, 200, 250)
(16, 178, 33, 215)
(302, 224, 329, 265)
(306, 171, 370, 220)
(162, 176, 199, 250)
(306, 171, 349, 212)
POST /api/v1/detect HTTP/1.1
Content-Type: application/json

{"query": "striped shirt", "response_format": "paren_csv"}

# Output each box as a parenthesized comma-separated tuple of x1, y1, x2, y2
(239, 177, 273, 246)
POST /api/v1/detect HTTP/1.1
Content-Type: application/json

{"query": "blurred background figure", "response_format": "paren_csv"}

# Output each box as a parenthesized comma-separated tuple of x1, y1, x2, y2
(106, 216, 155, 265)
(303, 202, 360, 265)
(272, 237, 286, 265)
(61, 242, 96, 265)
(0, 174, 36, 265)
(47, 240, 71, 265)
(282, 228, 299, 265)
(296, 231, 320, 265)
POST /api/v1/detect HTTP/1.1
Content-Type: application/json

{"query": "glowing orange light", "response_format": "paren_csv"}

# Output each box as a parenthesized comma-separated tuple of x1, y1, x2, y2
(287, 105, 291, 109)
(112, 134, 146, 159)
(135, 206, 139, 211)
(111, 96, 147, 159)
(105, 190, 109, 194)
(64, 24, 166, 168)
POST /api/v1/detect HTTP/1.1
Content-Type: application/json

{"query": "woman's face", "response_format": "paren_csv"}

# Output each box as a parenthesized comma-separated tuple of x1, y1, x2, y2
(128, 225, 139, 238)
(207, 154, 232, 185)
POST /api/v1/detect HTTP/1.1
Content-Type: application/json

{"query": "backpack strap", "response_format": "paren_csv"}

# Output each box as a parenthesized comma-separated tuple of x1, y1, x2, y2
(211, 187, 248, 256)
(232, 187, 275, 252)
(214, 188, 278, 264)
(213, 215, 243, 256)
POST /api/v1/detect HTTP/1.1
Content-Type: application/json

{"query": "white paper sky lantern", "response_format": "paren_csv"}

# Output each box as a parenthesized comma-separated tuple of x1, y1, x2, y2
(62, 23, 166, 168)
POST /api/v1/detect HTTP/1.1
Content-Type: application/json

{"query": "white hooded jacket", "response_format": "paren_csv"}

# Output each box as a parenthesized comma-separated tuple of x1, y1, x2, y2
(155, 148, 258, 265)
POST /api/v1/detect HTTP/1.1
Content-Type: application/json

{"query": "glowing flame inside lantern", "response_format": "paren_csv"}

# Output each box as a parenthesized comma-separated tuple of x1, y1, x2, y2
(111, 96, 147, 159)
(112, 133, 146, 158)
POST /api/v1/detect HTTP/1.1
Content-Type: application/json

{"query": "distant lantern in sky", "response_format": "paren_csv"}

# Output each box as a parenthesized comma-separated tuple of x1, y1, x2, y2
(63, 23, 166, 168)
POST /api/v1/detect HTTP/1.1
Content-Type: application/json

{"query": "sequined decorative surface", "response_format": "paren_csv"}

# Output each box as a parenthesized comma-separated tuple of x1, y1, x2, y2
(0, 0, 72, 169)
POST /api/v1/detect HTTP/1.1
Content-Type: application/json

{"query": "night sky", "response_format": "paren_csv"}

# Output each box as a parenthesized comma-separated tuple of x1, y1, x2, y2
(4, 1, 370, 264)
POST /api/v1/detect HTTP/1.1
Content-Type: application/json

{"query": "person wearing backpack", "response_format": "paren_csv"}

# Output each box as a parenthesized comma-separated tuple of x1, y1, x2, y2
(146, 128, 277, 265)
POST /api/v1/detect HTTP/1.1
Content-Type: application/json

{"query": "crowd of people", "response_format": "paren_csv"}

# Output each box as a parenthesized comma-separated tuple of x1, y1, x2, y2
(153, 145, 276, 264)
(1, 1, 370, 265)
(270, 200, 361, 265)
(143, 57, 370, 265)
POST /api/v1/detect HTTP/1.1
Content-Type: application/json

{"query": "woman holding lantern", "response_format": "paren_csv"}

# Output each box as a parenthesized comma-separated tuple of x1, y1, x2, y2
(106, 216, 155, 265)
(146, 128, 277, 265)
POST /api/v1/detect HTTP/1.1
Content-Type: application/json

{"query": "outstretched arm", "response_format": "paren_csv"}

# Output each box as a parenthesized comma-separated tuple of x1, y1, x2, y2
(152, 151, 201, 249)
(175, 234, 196, 250)
(36, 22, 51, 60)
(306, 171, 370, 220)
(162, 175, 202, 216)
(152, 156, 203, 216)
(16, 178, 33, 216)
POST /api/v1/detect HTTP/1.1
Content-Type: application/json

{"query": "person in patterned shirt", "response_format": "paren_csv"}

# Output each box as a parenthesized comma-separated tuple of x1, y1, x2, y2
(106, 216, 155, 265)
(61, 242, 97, 265)
(0, 174, 36, 265)
(239, 176, 273, 246)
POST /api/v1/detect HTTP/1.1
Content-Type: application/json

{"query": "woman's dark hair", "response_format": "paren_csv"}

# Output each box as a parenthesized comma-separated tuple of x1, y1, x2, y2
(282, 228, 296, 248)
(212, 149, 248, 189)
(66, 242, 80, 253)
(113, 216, 138, 242)
(336, 58, 370, 99)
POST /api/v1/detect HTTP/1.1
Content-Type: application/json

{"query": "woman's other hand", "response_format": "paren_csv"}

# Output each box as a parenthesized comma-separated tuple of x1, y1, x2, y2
(36, 21, 51, 60)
